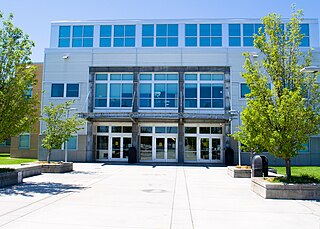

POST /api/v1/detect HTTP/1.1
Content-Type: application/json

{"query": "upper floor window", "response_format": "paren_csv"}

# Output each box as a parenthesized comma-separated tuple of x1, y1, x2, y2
(94, 73, 133, 108)
(142, 24, 154, 47)
(184, 73, 224, 108)
(114, 25, 136, 47)
(156, 24, 178, 47)
(240, 83, 250, 98)
(300, 24, 309, 47)
(199, 24, 222, 47)
(59, 26, 71, 47)
(229, 24, 241, 46)
(139, 73, 178, 108)
(185, 24, 197, 47)
(51, 83, 80, 98)
(100, 25, 112, 47)
(243, 24, 263, 46)
(72, 25, 94, 47)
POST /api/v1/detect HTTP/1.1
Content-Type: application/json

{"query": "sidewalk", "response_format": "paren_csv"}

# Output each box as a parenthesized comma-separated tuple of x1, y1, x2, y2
(0, 163, 319, 229)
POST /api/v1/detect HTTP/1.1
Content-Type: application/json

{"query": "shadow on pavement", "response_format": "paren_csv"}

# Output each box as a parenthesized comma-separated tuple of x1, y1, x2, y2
(0, 182, 87, 197)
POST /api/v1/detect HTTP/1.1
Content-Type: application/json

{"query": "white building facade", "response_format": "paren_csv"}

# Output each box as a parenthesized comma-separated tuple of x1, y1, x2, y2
(40, 19, 320, 165)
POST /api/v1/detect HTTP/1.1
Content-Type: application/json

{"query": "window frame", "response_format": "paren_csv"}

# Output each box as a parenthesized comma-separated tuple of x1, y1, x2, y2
(51, 83, 80, 98)
(19, 133, 30, 149)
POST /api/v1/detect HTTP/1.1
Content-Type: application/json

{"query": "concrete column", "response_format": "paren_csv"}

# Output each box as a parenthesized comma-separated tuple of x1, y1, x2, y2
(178, 119, 184, 163)
(131, 122, 139, 162)
(86, 121, 94, 162)
(88, 72, 94, 112)
(133, 71, 139, 112)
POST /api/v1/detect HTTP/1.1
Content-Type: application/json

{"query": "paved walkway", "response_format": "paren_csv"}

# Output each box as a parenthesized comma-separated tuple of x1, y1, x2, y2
(0, 163, 319, 229)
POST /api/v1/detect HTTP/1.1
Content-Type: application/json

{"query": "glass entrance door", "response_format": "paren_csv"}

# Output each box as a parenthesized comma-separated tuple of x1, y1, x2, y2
(200, 138, 210, 160)
(112, 137, 121, 158)
(123, 137, 131, 159)
(97, 136, 108, 160)
(155, 137, 177, 162)
(140, 136, 152, 161)
(156, 138, 165, 160)
(212, 138, 221, 160)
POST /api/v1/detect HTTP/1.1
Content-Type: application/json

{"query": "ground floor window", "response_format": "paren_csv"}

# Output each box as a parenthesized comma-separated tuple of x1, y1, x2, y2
(19, 134, 30, 149)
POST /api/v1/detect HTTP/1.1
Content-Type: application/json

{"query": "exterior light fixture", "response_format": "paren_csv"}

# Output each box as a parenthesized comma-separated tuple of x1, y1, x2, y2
(62, 55, 69, 59)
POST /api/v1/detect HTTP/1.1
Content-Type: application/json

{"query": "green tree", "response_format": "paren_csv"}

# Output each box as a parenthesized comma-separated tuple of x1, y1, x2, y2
(0, 13, 39, 142)
(41, 101, 85, 163)
(233, 7, 320, 178)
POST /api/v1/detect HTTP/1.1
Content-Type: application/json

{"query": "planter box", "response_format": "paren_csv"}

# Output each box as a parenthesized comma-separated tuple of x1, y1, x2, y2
(0, 171, 23, 187)
(251, 177, 320, 200)
(41, 162, 73, 173)
(16, 164, 42, 178)
(228, 166, 251, 178)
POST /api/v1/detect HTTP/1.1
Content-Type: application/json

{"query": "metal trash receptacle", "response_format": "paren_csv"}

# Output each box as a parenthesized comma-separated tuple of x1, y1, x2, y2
(128, 147, 137, 164)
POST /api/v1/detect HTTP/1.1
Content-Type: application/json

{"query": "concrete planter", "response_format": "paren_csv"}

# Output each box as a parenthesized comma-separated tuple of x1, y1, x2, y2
(41, 162, 73, 173)
(228, 166, 251, 178)
(251, 177, 320, 200)
(16, 164, 42, 178)
(0, 171, 23, 187)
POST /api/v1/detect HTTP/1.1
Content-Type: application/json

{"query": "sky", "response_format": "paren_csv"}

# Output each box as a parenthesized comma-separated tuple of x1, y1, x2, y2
(1, 0, 320, 62)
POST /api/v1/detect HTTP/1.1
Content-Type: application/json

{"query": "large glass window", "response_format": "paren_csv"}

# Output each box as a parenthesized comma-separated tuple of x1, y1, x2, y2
(229, 24, 241, 46)
(110, 83, 133, 107)
(51, 84, 64, 97)
(142, 24, 154, 47)
(140, 84, 152, 107)
(100, 25, 112, 47)
(72, 25, 94, 47)
(156, 24, 178, 47)
(200, 24, 222, 47)
(59, 26, 71, 47)
(243, 24, 263, 46)
(95, 84, 107, 107)
(154, 83, 178, 108)
(19, 134, 30, 149)
(185, 24, 197, 47)
(185, 84, 197, 108)
(65, 136, 77, 150)
(114, 25, 136, 47)
(300, 24, 309, 47)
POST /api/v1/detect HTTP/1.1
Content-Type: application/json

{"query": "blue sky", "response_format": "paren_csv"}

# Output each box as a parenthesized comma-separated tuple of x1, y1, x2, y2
(1, 0, 320, 62)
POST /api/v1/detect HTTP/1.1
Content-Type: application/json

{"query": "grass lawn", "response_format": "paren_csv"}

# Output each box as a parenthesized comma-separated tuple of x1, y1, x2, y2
(0, 153, 37, 165)
(272, 166, 320, 179)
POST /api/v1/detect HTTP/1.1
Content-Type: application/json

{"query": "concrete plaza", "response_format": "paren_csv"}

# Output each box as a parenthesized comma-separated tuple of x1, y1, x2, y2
(0, 163, 319, 229)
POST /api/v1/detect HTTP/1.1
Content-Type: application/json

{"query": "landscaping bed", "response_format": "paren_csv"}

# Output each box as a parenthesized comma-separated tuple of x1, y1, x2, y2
(228, 166, 251, 178)
(0, 168, 22, 188)
(39, 162, 73, 173)
(251, 177, 320, 200)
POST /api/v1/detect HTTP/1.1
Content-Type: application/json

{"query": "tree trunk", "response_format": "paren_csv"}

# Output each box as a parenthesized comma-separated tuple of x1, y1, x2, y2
(47, 150, 51, 164)
(285, 158, 291, 178)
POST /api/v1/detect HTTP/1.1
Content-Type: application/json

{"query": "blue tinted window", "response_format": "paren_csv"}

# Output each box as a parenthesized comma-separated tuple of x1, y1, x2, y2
(142, 38, 153, 47)
(83, 26, 94, 37)
(73, 26, 83, 37)
(168, 24, 178, 36)
(186, 24, 197, 36)
(95, 83, 107, 107)
(96, 74, 108, 80)
(229, 24, 240, 36)
(59, 39, 70, 47)
(243, 24, 254, 36)
(51, 84, 64, 97)
(142, 24, 154, 36)
(300, 24, 309, 47)
(156, 24, 178, 47)
(66, 84, 79, 97)
(229, 37, 241, 46)
(211, 24, 222, 36)
(255, 24, 264, 34)
(140, 74, 152, 80)
(185, 24, 197, 47)
(140, 84, 152, 107)
(66, 136, 77, 150)
(185, 74, 197, 80)
(114, 25, 124, 36)
(114, 25, 135, 47)
(243, 37, 254, 46)
(72, 25, 93, 47)
(157, 24, 167, 36)
(59, 26, 71, 47)
(19, 135, 30, 149)
(240, 83, 250, 98)
(200, 24, 222, 47)
(59, 26, 71, 38)
(100, 38, 111, 47)
(100, 25, 112, 37)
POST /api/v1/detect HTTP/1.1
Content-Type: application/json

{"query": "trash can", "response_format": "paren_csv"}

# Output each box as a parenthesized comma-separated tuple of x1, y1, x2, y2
(225, 147, 234, 166)
(260, 155, 268, 177)
(128, 147, 137, 164)
(251, 155, 263, 177)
